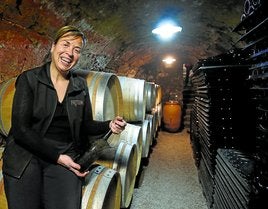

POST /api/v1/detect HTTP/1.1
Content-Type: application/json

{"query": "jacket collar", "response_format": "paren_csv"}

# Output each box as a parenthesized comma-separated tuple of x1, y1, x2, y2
(36, 62, 86, 94)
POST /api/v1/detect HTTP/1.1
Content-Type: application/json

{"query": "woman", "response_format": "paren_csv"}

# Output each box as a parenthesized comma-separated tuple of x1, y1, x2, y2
(2, 25, 126, 209)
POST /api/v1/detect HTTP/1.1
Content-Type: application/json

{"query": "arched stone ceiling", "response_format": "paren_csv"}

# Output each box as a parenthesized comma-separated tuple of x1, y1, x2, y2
(0, 0, 244, 77)
(0, 0, 250, 115)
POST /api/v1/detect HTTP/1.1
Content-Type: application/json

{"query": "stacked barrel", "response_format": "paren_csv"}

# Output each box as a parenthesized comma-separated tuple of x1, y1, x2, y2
(144, 82, 162, 144)
(0, 70, 162, 209)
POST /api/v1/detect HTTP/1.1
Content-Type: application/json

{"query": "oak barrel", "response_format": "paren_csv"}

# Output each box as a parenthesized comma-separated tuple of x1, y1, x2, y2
(82, 165, 121, 209)
(155, 84, 162, 106)
(75, 70, 123, 121)
(145, 114, 155, 145)
(144, 82, 156, 113)
(96, 141, 137, 208)
(0, 78, 16, 136)
(137, 120, 151, 158)
(118, 76, 146, 122)
(108, 123, 142, 176)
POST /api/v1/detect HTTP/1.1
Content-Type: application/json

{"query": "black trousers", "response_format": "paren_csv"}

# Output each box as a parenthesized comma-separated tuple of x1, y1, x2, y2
(4, 156, 83, 209)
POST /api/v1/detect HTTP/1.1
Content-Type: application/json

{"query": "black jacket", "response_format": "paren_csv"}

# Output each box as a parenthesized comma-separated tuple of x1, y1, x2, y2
(2, 62, 110, 178)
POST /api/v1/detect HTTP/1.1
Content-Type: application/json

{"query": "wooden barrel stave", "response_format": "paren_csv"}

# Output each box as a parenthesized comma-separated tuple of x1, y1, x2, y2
(93, 71, 122, 121)
(145, 82, 156, 113)
(79, 70, 123, 121)
(137, 120, 151, 158)
(0, 78, 16, 136)
(82, 165, 121, 209)
(145, 114, 154, 146)
(96, 141, 137, 208)
(118, 76, 146, 122)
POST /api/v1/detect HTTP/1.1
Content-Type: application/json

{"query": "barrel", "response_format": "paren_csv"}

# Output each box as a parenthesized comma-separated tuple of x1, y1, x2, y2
(118, 76, 146, 122)
(162, 101, 182, 132)
(81, 165, 121, 209)
(146, 112, 158, 139)
(151, 106, 160, 134)
(75, 70, 123, 121)
(156, 102, 163, 129)
(108, 123, 142, 176)
(137, 120, 151, 158)
(155, 84, 162, 106)
(0, 78, 16, 136)
(0, 147, 8, 209)
(144, 82, 156, 113)
(96, 141, 137, 208)
(145, 114, 155, 145)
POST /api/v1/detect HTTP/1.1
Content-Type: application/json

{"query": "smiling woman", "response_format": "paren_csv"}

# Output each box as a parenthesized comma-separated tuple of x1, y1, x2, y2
(50, 27, 86, 102)
(1, 25, 126, 209)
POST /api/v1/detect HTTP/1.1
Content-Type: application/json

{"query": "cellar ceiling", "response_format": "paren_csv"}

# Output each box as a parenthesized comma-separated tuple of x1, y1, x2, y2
(0, 0, 244, 77)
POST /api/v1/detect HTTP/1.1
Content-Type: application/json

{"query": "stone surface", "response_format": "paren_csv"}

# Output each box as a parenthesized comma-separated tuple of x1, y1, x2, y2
(0, 0, 244, 101)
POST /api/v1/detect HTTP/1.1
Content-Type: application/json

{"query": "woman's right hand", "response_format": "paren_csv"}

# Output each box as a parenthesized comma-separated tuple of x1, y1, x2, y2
(110, 116, 127, 134)
(57, 154, 89, 177)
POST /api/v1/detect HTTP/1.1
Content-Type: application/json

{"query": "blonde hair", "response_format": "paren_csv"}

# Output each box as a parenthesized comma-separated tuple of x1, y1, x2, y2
(54, 25, 87, 48)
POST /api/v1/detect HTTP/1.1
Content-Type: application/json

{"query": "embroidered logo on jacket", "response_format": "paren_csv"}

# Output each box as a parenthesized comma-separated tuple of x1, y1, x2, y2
(71, 100, 84, 106)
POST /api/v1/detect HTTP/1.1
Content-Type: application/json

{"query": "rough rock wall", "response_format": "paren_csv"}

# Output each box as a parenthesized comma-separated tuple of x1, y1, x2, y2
(0, 0, 120, 81)
(0, 0, 244, 103)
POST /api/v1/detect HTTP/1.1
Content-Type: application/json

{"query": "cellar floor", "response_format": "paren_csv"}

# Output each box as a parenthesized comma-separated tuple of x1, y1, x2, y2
(129, 129, 208, 209)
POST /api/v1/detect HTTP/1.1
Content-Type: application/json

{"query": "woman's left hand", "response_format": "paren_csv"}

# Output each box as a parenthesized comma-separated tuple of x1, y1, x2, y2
(110, 116, 127, 134)
(57, 154, 89, 177)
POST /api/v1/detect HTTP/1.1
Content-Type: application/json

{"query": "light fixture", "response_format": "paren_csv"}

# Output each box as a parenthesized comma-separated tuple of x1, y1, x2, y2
(162, 57, 176, 64)
(152, 20, 182, 40)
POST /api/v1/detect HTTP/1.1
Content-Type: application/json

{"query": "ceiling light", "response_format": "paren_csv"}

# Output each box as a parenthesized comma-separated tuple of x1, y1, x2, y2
(152, 20, 182, 40)
(162, 57, 176, 64)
